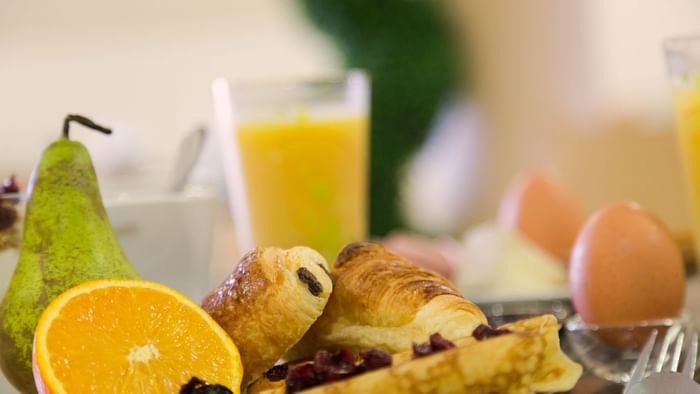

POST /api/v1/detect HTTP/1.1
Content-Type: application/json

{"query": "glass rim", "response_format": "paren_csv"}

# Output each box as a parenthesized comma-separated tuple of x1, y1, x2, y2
(212, 69, 370, 118)
(564, 312, 690, 332)
(218, 69, 368, 94)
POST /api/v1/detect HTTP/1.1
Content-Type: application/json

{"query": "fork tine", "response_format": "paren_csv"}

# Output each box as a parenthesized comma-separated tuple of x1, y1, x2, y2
(655, 323, 682, 372)
(625, 329, 658, 392)
(682, 332, 698, 378)
(669, 332, 686, 372)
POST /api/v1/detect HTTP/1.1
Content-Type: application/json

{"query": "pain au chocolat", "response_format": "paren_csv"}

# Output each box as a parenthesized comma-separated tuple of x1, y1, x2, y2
(202, 246, 333, 385)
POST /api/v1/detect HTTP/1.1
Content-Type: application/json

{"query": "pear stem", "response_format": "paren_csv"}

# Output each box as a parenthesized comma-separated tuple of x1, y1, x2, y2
(62, 114, 112, 139)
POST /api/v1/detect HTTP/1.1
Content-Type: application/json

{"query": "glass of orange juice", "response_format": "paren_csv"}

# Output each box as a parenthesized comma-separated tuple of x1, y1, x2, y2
(212, 72, 369, 261)
(666, 37, 700, 257)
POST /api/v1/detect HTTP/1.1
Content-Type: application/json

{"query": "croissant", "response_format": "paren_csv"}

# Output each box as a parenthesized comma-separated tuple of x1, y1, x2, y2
(288, 242, 487, 357)
(202, 246, 333, 385)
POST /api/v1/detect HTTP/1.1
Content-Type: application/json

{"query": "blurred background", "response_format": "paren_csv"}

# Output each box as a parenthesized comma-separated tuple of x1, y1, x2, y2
(2, 0, 699, 237)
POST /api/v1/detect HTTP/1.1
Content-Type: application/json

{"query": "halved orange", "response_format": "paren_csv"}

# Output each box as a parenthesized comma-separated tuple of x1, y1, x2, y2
(32, 280, 242, 394)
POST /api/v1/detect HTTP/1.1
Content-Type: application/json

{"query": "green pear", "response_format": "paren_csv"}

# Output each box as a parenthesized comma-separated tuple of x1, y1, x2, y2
(0, 115, 140, 393)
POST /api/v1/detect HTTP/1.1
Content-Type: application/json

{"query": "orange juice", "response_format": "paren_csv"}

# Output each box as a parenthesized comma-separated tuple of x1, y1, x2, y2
(236, 115, 368, 261)
(673, 79, 700, 252)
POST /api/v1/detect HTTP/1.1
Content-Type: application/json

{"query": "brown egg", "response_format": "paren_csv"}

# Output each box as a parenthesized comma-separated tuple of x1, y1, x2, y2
(498, 172, 585, 263)
(569, 202, 685, 347)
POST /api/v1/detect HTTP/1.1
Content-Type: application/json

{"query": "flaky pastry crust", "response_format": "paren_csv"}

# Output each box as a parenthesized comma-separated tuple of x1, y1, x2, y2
(289, 242, 487, 358)
(202, 246, 333, 385)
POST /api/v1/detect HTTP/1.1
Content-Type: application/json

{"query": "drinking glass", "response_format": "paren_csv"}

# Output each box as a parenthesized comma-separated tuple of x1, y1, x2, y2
(665, 36, 700, 258)
(212, 72, 370, 261)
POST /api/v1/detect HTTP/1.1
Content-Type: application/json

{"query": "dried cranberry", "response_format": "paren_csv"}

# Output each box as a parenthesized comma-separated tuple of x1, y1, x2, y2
(324, 350, 357, 381)
(265, 364, 288, 382)
(0, 175, 19, 195)
(313, 349, 331, 373)
(286, 347, 392, 392)
(412, 342, 434, 358)
(472, 324, 512, 341)
(359, 349, 392, 370)
(429, 333, 456, 351)
(324, 366, 356, 382)
(179, 377, 233, 394)
(286, 363, 318, 393)
(412, 333, 458, 358)
(293, 363, 316, 381)
(331, 348, 356, 369)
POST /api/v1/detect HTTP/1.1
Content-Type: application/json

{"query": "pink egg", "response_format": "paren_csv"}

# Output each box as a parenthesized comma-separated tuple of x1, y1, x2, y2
(498, 172, 585, 263)
(569, 202, 685, 330)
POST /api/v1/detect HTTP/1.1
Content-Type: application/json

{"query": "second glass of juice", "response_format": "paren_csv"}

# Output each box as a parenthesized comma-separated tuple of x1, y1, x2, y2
(212, 72, 369, 262)
(666, 37, 700, 259)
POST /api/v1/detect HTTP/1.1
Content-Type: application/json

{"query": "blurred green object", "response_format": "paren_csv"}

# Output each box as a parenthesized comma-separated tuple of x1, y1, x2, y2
(298, 0, 459, 236)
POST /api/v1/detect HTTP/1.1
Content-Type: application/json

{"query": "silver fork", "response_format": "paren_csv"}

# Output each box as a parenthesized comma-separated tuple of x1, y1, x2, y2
(624, 326, 700, 394)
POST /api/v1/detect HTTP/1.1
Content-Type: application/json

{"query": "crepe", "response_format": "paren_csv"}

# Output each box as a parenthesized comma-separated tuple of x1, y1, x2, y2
(249, 314, 582, 394)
